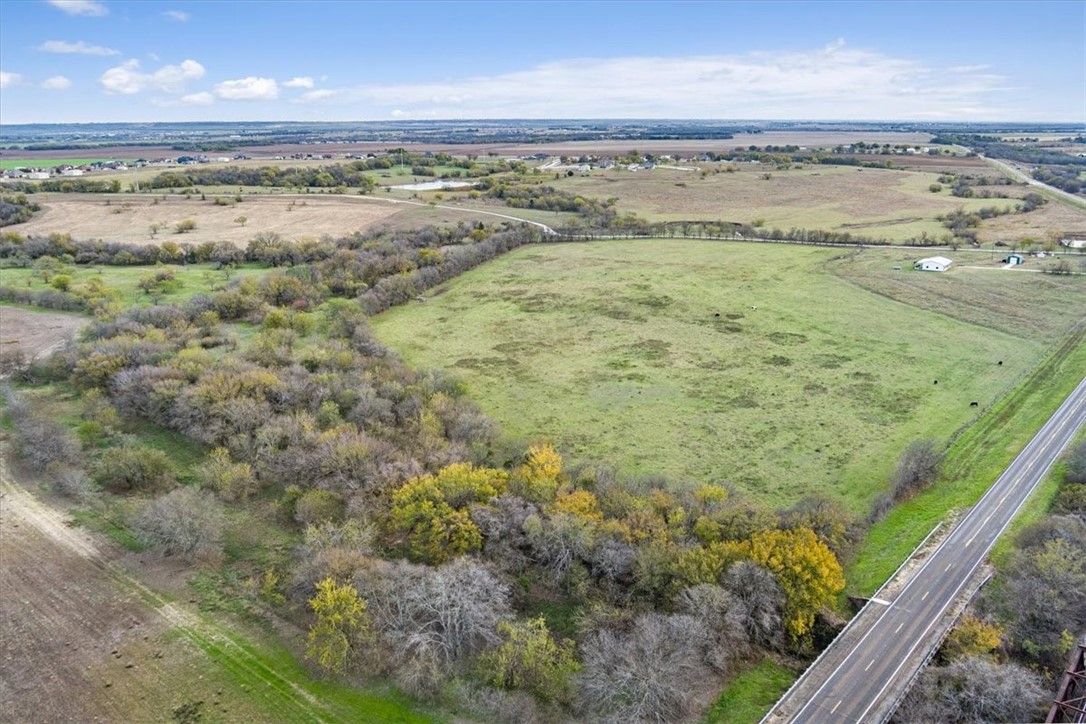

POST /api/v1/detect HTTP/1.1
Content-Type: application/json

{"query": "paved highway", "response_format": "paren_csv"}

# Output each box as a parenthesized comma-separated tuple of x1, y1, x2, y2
(773, 375, 1086, 723)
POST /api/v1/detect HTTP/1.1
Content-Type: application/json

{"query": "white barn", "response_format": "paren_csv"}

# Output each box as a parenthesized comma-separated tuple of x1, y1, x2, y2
(914, 256, 953, 272)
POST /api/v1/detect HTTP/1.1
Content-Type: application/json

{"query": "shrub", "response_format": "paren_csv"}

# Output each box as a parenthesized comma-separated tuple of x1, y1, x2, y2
(196, 447, 258, 501)
(1065, 439, 1086, 484)
(477, 617, 579, 703)
(134, 486, 224, 559)
(890, 438, 943, 501)
(93, 445, 176, 493)
(294, 488, 346, 526)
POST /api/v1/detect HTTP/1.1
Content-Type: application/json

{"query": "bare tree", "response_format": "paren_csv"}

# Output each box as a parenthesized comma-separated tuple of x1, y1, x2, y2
(134, 487, 224, 560)
(355, 557, 511, 694)
(1065, 439, 1086, 484)
(523, 512, 595, 579)
(2, 385, 80, 472)
(894, 656, 1049, 724)
(675, 584, 751, 672)
(890, 439, 944, 501)
(577, 613, 711, 723)
(722, 560, 785, 650)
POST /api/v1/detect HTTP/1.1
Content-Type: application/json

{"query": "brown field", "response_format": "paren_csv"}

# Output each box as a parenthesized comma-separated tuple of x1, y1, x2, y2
(0, 306, 87, 368)
(6, 192, 565, 246)
(978, 198, 1086, 243)
(0, 461, 269, 723)
(552, 163, 1033, 241)
(10, 193, 408, 245)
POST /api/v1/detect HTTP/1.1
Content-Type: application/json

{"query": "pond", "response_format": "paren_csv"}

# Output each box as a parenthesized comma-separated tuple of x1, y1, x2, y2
(391, 180, 477, 191)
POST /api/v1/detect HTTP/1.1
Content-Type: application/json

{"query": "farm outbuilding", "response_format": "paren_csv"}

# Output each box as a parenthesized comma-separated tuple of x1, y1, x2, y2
(914, 256, 953, 272)
(1003, 254, 1024, 265)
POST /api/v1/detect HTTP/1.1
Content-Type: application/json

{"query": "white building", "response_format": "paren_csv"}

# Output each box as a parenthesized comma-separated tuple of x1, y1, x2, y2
(914, 256, 953, 272)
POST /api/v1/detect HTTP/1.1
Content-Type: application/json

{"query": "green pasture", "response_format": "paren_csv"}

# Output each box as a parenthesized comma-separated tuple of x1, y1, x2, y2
(0, 262, 268, 310)
(0, 158, 133, 170)
(371, 239, 1082, 511)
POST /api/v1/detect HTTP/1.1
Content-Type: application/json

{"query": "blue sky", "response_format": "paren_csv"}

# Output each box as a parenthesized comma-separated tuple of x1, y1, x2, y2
(0, 0, 1083, 124)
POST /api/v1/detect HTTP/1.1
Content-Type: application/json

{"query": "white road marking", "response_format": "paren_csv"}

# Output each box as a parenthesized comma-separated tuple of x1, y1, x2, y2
(896, 623, 905, 633)
(865, 659, 875, 672)
(831, 699, 842, 714)
(921, 590, 930, 601)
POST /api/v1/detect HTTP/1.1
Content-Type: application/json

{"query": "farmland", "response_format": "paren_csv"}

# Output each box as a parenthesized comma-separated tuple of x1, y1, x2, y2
(371, 239, 1085, 511)
(0, 454, 432, 724)
(547, 163, 1038, 242)
(3, 123, 1085, 724)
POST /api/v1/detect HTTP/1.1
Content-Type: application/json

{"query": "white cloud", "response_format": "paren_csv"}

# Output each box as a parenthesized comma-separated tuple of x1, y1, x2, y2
(152, 91, 214, 108)
(0, 70, 23, 89)
(295, 88, 336, 102)
(213, 76, 278, 101)
(163, 10, 189, 22)
(282, 76, 314, 89)
(294, 42, 1015, 121)
(99, 58, 204, 95)
(180, 91, 213, 105)
(47, 0, 108, 17)
(41, 75, 72, 90)
(39, 40, 119, 56)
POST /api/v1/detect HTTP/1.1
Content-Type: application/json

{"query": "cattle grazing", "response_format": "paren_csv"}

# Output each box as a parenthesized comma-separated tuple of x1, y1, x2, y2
(970, 401, 979, 407)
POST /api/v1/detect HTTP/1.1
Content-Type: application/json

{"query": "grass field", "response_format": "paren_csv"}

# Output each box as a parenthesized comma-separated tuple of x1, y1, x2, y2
(545, 162, 1064, 242)
(370, 239, 1084, 511)
(0, 262, 269, 309)
(0, 158, 134, 170)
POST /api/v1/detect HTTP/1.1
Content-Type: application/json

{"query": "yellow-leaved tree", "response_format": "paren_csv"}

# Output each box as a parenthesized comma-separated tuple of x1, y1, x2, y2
(510, 443, 563, 504)
(731, 526, 844, 641)
(305, 577, 372, 674)
(389, 462, 508, 564)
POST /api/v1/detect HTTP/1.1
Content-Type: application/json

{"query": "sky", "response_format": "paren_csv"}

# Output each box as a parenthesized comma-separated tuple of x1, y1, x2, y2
(0, 0, 1083, 124)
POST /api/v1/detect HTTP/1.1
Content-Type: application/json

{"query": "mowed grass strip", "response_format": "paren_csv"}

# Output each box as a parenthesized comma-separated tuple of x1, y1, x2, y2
(371, 239, 1076, 511)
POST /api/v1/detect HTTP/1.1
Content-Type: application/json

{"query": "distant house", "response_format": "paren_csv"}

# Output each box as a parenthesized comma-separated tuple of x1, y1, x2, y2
(914, 256, 953, 272)
(1060, 237, 1086, 249)
(1003, 254, 1024, 265)
(60, 168, 84, 176)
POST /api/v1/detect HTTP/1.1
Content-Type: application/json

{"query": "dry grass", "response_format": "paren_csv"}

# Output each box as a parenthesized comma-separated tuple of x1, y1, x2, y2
(555, 164, 1028, 241)
(977, 199, 1086, 243)
(9, 193, 404, 245)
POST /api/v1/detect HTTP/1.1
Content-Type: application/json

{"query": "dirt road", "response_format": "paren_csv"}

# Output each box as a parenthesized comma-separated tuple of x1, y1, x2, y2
(0, 453, 342, 723)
